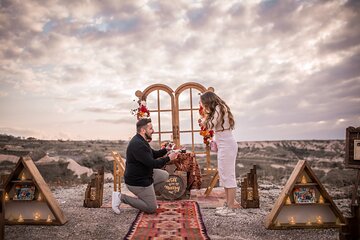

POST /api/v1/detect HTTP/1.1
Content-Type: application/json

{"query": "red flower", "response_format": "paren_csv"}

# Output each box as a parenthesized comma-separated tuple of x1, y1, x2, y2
(131, 100, 150, 120)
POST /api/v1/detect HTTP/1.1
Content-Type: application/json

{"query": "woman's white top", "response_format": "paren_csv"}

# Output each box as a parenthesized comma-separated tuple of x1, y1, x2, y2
(209, 105, 231, 132)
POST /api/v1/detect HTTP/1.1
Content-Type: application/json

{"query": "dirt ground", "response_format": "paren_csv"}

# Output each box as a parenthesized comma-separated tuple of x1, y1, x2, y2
(4, 181, 348, 240)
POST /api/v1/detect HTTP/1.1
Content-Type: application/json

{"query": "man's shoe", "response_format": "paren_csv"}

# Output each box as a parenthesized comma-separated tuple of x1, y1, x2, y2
(112, 191, 121, 214)
(215, 207, 236, 217)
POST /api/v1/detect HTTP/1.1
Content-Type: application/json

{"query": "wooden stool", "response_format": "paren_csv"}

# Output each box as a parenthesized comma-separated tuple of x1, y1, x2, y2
(112, 151, 125, 192)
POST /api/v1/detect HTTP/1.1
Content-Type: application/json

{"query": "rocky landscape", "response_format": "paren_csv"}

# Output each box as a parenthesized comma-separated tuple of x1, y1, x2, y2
(0, 134, 358, 239)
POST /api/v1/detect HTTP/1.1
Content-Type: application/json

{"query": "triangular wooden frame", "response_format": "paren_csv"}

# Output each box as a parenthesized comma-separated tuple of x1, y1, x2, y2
(4, 156, 67, 225)
(265, 160, 346, 229)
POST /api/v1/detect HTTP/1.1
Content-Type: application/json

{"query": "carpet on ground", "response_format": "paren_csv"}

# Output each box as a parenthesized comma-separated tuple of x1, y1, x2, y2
(124, 200, 210, 240)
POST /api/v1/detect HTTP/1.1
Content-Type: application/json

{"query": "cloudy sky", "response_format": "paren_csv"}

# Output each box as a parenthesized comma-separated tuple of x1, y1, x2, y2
(0, 0, 359, 142)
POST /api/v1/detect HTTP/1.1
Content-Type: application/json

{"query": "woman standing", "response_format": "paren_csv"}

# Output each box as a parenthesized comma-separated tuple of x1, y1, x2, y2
(200, 91, 240, 216)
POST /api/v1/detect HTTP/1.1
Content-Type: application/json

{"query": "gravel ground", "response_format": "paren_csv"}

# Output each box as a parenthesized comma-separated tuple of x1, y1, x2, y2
(5, 181, 348, 240)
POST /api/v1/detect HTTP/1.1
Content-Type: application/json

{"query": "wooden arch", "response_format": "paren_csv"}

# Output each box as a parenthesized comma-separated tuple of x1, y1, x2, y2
(135, 82, 214, 170)
(135, 84, 174, 100)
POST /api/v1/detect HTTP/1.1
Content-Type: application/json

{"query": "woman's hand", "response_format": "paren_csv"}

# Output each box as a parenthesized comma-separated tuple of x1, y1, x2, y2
(168, 151, 179, 162)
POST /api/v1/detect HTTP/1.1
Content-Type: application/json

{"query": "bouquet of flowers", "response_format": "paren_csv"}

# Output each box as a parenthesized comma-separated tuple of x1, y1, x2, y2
(198, 105, 214, 145)
(131, 100, 150, 120)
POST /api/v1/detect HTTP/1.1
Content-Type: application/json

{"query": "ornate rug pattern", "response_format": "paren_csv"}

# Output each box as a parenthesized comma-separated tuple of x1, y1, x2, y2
(124, 200, 210, 240)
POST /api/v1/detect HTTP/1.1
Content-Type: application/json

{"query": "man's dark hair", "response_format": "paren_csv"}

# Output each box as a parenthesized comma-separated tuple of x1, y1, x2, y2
(136, 118, 151, 133)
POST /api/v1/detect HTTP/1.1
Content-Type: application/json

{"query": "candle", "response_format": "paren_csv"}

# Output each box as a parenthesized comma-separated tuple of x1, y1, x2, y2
(34, 212, 40, 221)
(289, 217, 296, 225)
(37, 193, 42, 201)
(316, 216, 323, 224)
(285, 196, 291, 205)
(306, 219, 312, 225)
(46, 215, 53, 223)
(90, 188, 96, 201)
(21, 172, 26, 181)
(318, 195, 324, 204)
(18, 214, 24, 222)
(247, 187, 253, 201)
(301, 175, 307, 184)
(4, 192, 9, 201)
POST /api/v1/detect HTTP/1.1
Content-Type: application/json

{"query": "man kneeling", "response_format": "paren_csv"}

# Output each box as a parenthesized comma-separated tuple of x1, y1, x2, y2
(112, 118, 178, 214)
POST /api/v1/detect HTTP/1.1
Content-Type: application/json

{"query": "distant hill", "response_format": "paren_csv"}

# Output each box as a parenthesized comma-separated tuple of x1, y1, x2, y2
(0, 134, 355, 187)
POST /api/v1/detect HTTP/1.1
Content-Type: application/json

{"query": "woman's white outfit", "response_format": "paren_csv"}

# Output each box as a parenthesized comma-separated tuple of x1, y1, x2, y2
(210, 106, 238, 188)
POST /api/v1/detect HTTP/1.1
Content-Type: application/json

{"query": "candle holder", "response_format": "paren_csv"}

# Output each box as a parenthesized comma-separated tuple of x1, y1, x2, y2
(285, 196, 291, 205)
(37, 193, 42, 201)
(318, 195, 324, 204)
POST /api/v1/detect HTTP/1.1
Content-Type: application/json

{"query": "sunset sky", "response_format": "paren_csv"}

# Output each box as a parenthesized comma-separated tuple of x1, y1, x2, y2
(0, 0, 359, 142)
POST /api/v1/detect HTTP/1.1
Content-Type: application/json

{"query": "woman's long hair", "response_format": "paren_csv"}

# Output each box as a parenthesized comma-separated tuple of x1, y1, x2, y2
(200, 91, 235, 130)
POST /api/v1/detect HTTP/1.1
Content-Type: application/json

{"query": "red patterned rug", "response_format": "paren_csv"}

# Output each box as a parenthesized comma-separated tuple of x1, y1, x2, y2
(124, 200, 210, 240)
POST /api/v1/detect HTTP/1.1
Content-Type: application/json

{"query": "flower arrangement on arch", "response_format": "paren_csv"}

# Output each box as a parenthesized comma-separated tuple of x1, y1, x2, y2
(198, 105, 214, 145)
(131, 100, 150, 120)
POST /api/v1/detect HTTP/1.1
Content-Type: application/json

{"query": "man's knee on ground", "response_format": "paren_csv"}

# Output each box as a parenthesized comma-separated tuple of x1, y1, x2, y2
(145, 204, 158, 214)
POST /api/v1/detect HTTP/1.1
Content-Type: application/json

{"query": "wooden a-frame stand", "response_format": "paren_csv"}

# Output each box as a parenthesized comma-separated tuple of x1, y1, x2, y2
(3, 156, 67, 225)
(265, 160, 346, 229)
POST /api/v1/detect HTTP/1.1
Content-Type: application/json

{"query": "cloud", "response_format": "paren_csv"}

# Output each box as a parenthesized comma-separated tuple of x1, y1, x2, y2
(0, 0, 359, 140)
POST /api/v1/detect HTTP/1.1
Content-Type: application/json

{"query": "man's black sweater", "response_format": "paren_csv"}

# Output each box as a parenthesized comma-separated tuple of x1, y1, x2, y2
(124, 133, 170, 187)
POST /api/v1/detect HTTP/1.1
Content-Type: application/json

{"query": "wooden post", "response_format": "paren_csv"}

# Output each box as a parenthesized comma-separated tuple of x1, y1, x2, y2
(205, 144, 211, 173)
(204, 171, 219, 197)
(351, 169, 360, 206)
(340, 169, 360, 240)
(0, 189, 4, 240)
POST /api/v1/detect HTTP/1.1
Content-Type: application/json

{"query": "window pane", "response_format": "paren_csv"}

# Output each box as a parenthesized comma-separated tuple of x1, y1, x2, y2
(179, 132, 192, 145)
(159, 111, 172, 132)
(192, 89, 202, 108)
(146, 91, 158, 111)
(179, 110, 191, 131)
(159, 91, 172, 110)
(178, 89, 190, 109)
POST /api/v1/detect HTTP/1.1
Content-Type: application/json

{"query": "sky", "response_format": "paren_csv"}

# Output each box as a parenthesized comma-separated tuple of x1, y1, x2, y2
(0, 0, 359, 142)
